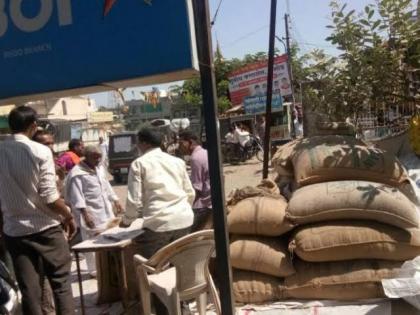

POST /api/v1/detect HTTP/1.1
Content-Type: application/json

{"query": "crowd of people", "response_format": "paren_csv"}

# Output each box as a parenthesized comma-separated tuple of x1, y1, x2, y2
(0, 105, 212, 315)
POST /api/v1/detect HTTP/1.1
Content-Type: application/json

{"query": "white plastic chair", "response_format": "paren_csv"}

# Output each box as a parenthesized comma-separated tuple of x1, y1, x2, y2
(133, 230, 221, 315)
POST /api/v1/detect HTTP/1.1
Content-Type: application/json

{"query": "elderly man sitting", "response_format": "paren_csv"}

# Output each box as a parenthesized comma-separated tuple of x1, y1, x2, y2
(65, 145, 123, 276)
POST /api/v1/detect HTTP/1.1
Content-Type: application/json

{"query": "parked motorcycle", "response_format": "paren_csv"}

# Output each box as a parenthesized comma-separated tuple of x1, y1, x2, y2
(222, 135, 264, 164)
(244, 135, 264, 162)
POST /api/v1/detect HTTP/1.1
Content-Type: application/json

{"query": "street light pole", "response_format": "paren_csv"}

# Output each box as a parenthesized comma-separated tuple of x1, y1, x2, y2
(275, 35, 287, 54)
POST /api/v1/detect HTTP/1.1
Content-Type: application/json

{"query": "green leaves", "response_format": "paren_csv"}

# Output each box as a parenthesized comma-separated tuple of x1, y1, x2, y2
(372, 20, 381, 30)
(313, 0, 419, 120)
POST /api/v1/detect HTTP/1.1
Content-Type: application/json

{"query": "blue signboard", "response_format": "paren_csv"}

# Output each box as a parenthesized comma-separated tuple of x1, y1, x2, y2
(243, 93, 283, 115)
(0, 0, 198, 103)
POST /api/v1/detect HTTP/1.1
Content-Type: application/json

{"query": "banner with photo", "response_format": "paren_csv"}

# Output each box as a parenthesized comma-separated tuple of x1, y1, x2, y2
(228, 54, 291, 114)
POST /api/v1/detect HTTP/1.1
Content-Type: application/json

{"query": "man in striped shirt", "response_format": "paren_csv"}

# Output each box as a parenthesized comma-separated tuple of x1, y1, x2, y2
(0, 106, 77, 315)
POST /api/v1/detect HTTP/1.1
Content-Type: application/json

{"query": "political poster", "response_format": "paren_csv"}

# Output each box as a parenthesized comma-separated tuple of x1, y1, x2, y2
(0, 0, 198, 103)
(228, 54, 291, 114)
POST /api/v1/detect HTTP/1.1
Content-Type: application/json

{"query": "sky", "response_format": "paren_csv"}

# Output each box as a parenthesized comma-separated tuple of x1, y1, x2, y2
(88, 0, 396, 107)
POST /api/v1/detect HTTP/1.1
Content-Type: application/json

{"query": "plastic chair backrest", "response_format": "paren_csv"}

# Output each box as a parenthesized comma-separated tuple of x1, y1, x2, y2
(148, 230, 215, 294)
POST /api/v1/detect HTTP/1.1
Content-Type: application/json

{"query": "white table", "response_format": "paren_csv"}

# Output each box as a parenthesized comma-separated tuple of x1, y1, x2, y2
(72, 219, 144, 315)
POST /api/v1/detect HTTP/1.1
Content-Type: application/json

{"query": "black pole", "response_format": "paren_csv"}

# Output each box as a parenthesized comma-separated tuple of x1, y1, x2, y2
(262, 0, 278, 179)
(192, 1, 235, 315)
(285, 14, 297, 138)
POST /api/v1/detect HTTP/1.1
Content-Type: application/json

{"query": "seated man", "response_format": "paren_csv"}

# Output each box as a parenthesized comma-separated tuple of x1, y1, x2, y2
(234, 124, 251, 159)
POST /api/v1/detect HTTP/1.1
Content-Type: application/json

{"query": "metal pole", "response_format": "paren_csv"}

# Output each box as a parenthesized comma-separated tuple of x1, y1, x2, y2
(285, 14, 297, 138)
(192, 1, 235, 314)
(262, 0, 278, 179)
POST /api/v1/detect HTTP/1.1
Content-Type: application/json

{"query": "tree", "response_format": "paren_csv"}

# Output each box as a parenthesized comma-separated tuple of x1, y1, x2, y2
(312, 0, 420, 120)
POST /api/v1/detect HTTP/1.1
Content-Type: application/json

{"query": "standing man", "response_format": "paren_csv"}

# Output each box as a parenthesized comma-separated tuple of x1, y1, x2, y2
(32, 129, 60, 315)
(56, 138, 84, 172)
(121, 128, 195, 259)
(257, 116, 266, 142)
(0, 106, 76, 315)
(179, 131, 212, 231)
(99, 136, 109, 168)
(33, 130, 66, 192)
(65, 145, 122, 276)
(33, 129, 55, 153)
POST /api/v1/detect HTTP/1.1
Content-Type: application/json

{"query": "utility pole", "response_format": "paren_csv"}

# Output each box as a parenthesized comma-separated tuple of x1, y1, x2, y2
(262, 0, 278, 179)
(284, 14, 296, 138)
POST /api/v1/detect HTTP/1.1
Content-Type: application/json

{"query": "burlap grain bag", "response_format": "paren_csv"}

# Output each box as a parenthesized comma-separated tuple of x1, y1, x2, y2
(283, 259, 402, 300)
(227, 179, 280, 206)
(230, 236, 295, 277)
(289, 221, 420, 262)
(271, 139, 302, 177)
(291, 136, 407, 187)
(233, 270, 281, 303)
(287, 180, 419, 229)
(96, 245, 139, 304)
(228, 196, 294, 236)
(313, 121, 356, 136)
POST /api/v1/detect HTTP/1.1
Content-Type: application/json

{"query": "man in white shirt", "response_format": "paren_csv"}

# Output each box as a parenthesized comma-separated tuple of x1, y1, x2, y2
(121, 128, 195, 259)
(65, 145, 123, 276)
(0, 106, 76, 315)
(234, 124, 251, 148)
(99, 136, 109, 167)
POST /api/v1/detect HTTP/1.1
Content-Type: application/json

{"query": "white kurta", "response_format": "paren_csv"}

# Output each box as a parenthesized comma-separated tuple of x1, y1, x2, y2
(65, 162, 118, 272)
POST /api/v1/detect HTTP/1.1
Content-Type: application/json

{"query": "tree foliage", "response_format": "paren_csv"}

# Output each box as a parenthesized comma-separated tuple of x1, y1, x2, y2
(305, 0, 420, 120)
(177, 0, 419, 119)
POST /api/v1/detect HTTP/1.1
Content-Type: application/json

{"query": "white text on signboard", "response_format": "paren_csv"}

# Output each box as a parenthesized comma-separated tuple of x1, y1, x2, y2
(0, 0, 72, 37)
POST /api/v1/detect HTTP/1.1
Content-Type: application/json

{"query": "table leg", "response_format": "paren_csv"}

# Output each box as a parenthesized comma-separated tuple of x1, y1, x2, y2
(118, 249, 130, 311)
(75, 252, 86, 315)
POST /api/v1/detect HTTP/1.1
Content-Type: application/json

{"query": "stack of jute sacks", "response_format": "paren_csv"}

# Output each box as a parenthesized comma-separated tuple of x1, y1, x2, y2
(230, 134, 420, 304)
(227, 180, 295, 303)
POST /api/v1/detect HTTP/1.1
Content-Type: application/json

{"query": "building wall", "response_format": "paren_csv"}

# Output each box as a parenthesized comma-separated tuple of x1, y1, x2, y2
(28, 97, 96, 121)
(125, 98, 172, 129)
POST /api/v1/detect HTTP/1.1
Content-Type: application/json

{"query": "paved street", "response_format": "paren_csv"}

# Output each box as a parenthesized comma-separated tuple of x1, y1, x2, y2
(71, 158, 274, 314)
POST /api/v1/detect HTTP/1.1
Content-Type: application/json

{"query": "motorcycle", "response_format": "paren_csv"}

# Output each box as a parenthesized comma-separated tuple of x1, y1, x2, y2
(241, 135, 264, 162)
(222, 135, 264, 164)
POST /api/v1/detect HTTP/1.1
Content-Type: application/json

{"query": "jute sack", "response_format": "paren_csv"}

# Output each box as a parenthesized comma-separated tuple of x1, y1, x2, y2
(96, 246, 139, 304)
(228, 196, 294, 236)
(313, 121, 356, 137)
(233, 270, 281, 303)
(230, 236, 295, 277)
(96, 251, 120, 304)
(289, 221, 420, 262)
(271, 139, 301, 177)
(283, 259, 402, 300)
(291, 136, 408, 187)
(286, 180, 419, 229)
(227, 179, 280, 206)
